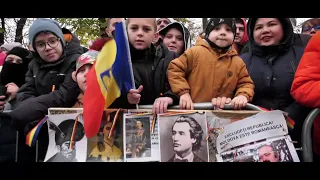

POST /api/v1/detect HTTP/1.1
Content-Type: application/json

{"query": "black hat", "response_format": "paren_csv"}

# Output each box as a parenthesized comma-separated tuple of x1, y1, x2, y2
(49, 119, 85, 146)
(205, 18, 236, 38)
(62, 27, 72, 35)
(7, 47, 31, 62)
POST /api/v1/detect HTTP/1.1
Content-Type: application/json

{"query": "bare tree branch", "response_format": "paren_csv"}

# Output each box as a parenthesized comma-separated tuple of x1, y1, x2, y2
(0, 18, 5, 45)
(15, 18, 27, 43)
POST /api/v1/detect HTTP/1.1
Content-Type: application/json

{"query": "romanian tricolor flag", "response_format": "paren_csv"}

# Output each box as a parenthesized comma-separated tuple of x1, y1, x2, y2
(83, 20, 134, 138)
(25, 116, 48, 147)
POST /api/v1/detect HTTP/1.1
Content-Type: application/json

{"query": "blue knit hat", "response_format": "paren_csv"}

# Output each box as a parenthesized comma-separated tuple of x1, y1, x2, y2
(28, 18, 65, 51)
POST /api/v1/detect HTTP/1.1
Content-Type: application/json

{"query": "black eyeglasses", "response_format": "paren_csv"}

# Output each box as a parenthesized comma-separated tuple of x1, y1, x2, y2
(35, 37, 60, 51)
(302, 25, 320, 32)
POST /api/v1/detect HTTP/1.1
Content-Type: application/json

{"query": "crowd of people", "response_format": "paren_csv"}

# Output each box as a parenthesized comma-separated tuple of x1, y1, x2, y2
(0, 17, 320, 163)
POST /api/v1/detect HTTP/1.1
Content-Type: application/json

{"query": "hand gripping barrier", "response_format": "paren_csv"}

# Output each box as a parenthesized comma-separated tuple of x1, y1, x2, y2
(138, 102, 262, 111)
(301, 108, 320, 162)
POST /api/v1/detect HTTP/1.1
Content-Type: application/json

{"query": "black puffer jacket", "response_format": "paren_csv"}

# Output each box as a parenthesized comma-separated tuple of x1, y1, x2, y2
(110, 43, 178, 109)
(10, 51, 80, 128)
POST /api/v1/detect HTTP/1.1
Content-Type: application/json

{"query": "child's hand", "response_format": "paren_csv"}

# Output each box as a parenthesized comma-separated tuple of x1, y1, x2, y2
(180, 93, 194, 110)
(212, 97, 232, 110)
(231, 95, 248, 110)
(127, 85, 143, 104)
(153, 97, 173, 114)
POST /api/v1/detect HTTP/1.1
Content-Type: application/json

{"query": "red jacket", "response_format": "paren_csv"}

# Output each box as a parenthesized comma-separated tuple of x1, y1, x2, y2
(291, 31, 320, 155)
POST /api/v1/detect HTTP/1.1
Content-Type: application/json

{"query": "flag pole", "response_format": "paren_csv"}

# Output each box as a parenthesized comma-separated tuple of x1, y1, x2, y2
(121, 19, 139, 109)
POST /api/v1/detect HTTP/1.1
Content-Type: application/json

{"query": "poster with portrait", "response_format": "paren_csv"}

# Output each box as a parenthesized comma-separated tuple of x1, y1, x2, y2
(44, 112, 87, 162)
(206, 110, 260, 162)
(158, 111, 209, 162)
(216, 110, 289, 154)
(86, 109, 125, 162)
(125, 109, 159, 162)
(216, 136, 300, 162)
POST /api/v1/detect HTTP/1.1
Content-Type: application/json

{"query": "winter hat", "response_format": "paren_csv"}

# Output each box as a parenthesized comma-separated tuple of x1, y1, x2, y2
(159, 22, 192, 51)
(1, 42, 22, 52)
(75, 50, 99, 75)
(62, 27, 73, 43)
(205, 18, 236, 39)
(7, 46, 31, 60)
(28, 18, 65, 51)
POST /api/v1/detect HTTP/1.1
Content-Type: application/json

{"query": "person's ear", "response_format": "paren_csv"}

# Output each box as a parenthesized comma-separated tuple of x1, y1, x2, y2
(72, 71, 77, 82)
(153, 32, 160, 44)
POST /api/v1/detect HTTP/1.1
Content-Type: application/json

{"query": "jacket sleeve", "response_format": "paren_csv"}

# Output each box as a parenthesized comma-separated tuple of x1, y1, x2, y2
(162, 51, 180, 105)
(234, 60, 255, 101)
(10, 70, 80, 125)
(167, 48, 194, 96)
(16, 62, 38, 103)
(291, 32, 320, 108)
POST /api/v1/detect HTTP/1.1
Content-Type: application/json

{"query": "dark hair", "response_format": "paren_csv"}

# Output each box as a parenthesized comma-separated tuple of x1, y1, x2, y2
(172, 115, 203, 151)
(235, 18, 244, 25)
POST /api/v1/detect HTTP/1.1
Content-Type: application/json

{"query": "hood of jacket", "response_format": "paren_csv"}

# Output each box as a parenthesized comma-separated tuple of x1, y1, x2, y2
(247, 18, 294, 57)
(238, 18, 249, 45)
(159, 22, 192, 53)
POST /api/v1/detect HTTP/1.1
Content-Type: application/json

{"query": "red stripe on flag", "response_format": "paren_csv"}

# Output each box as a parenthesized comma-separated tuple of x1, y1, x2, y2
(83, 66, 105, 138)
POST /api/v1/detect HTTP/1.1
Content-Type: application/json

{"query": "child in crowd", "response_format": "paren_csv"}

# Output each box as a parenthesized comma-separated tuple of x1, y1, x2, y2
(168, 18, 254, 110)
(112, 18, 178, 114)
(72, 50, 99, 108)
(158, 21, 192, 56)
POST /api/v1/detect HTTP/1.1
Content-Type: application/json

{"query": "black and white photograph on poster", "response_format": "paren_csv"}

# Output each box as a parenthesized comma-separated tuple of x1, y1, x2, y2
(86, 109, 124, 162)
(216, 136, 300, 162)
(158, 112, 209, 162)
(123, 114, 159, 162)
(44, 113, 87, 162)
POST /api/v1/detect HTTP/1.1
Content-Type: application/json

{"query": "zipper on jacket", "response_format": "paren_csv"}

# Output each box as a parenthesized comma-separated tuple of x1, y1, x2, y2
(290, 60, 296, 73)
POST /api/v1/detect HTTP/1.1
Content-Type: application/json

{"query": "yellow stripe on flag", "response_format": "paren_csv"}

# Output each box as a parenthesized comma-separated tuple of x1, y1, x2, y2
(95, 39, 121, 108)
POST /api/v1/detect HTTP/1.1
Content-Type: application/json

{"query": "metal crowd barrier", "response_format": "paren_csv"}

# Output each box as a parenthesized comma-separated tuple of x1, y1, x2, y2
(301, 108, 320, 162)
(138, 102, 262, 111)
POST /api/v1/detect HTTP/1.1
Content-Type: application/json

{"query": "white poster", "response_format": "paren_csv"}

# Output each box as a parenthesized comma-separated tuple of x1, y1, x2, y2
(44, 113, 87, 162)
(216, 136, 300, 162)
(216, 110, 288, 154)
(123, 112, 159, 162)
